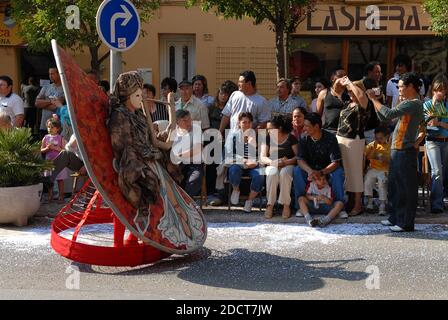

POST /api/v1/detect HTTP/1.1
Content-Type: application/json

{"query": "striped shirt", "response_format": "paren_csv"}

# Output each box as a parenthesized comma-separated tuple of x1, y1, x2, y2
(376, 99, 424, 150)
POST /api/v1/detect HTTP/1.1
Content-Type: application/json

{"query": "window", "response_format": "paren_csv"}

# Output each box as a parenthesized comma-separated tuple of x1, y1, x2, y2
(348, 38, 388, 87)
(169, 46, 175, 79)
(397, 37, 448, 95)
(182, 46, 188, 81)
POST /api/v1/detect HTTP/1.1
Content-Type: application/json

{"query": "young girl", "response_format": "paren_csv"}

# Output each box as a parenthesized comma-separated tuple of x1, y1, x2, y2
(41, 118, 68, 203)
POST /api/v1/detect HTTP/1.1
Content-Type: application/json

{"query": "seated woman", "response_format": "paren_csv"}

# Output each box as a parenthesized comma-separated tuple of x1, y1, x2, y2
(260, 115, 299, 219)
(108, 71, 205, 247)
(225, 112, 264, 212)
(291, 106, 308, 140)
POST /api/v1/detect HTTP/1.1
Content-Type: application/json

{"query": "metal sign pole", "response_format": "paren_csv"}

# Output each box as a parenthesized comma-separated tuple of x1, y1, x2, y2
(110, 50, 122, 93)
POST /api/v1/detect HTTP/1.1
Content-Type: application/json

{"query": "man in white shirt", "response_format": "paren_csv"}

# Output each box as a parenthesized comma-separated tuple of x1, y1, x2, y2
(0, 75, 25, 128)
(35, 67, 65, 138)
(175, 80, 210, 130)
(171, 109, 203, 197)
(386, 54, 425, 110)
(219, 70, 271, 133)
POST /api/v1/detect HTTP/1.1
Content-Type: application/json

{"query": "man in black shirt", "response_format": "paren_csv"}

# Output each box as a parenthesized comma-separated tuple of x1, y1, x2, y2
(293, 113, 346, 217)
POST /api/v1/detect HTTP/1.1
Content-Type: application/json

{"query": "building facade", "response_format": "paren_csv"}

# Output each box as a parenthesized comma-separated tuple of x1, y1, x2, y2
(1, 1, 447, 101)
(290, 0, 447, 97)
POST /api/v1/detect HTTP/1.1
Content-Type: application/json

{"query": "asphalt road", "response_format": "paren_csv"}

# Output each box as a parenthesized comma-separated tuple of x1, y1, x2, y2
(1, 217, 447, 300)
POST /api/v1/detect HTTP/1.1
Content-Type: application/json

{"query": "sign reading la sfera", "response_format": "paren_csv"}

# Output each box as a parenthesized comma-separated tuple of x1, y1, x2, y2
(300, 4, 432, 35)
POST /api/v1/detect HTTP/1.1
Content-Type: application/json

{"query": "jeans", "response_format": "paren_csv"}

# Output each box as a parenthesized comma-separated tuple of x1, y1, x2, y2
(228, 164, 264, 193)
(293, 166, 345, 208)
(387, 148, 418, 231)
(307, 203, 333, 215)
(181, 164, 203, 197)
(425, 140, 448, 211)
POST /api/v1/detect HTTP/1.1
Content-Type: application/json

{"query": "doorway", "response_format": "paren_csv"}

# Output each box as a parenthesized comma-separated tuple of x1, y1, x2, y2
(160, 35, 196, 85)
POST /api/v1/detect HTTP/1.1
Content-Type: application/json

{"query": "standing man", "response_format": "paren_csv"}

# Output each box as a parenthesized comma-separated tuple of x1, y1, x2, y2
(219, 70, 271, 133)
(354, 61, 384, 143)
(0, 75, 25, 128)
(269, 78, 302, 117)
(386, 54, 425, 110)
(290, 76, 307, 109)
(21, 76, 40, 132)
(368, 73, 424, 232)
(35, 67, 65, 138)
(175, 80, 210, 130)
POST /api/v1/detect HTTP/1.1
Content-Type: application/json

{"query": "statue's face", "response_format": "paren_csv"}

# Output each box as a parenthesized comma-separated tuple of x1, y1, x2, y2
(129, 88, 143, 109)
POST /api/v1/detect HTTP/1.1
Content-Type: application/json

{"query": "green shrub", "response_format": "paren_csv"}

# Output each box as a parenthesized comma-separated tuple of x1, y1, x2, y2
(0, 128, 53, 187)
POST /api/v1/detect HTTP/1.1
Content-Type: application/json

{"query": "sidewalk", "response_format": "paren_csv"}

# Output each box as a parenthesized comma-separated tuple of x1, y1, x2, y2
(35, 201, 448, 225)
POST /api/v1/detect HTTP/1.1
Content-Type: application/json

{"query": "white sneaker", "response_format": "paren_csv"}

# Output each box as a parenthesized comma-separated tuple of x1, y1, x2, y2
(389, 225, 404, 232)
(338, 210, 348, 219)
(230, 190, 240, 205)
(243, 200, 253, 213)
(295, 210, 304, 217)
(381, 220, 393, 226)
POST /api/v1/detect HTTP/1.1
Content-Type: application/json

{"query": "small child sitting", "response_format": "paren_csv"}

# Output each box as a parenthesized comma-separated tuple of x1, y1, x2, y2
(298, 171, 345, 227)
(364, 126, 391, 215)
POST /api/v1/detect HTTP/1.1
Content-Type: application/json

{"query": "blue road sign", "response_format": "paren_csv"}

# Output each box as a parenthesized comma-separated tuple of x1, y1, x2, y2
(96, 0, 141, 51)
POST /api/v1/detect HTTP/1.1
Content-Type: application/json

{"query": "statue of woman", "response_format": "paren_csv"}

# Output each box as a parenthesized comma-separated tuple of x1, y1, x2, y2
(108, 71, 205, 249)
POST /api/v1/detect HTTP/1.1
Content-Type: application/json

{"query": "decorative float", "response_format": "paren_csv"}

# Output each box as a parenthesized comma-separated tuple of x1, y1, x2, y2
(50, 40, 207, 267)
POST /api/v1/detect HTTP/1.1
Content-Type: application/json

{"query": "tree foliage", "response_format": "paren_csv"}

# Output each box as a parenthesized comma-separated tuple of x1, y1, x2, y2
(187, 0, 316, 78)
(11, 0, 161, 72)
(423, 0, 448, 36)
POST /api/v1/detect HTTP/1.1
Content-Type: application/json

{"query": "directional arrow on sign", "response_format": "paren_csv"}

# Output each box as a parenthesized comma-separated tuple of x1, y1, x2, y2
(96, 0, 140, 52)
(110, 4, 132, 43)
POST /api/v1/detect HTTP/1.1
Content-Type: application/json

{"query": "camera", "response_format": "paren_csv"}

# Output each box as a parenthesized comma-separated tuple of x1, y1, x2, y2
(372, 87, 382, 96)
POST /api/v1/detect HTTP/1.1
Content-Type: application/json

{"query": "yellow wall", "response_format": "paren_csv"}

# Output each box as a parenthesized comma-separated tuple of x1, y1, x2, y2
(118, 5, 277, 98)
(68, 5, 277, 97)
(0, 47, 20, 93)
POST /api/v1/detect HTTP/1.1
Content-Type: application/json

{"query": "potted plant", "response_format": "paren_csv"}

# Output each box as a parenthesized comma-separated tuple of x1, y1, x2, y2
(0, 128, 53, 226)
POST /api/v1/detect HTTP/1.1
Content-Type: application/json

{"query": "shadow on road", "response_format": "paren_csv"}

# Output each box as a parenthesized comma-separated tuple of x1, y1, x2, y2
(174, 249, 368, 292)
(75, 248, 369, 293)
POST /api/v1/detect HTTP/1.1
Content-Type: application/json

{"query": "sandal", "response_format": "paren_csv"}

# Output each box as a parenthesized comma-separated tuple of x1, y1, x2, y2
(348, 208, 364, 216)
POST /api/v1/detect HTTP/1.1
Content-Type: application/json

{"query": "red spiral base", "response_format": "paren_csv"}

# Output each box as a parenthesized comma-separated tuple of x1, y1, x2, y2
(51, 179, 171, 267)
